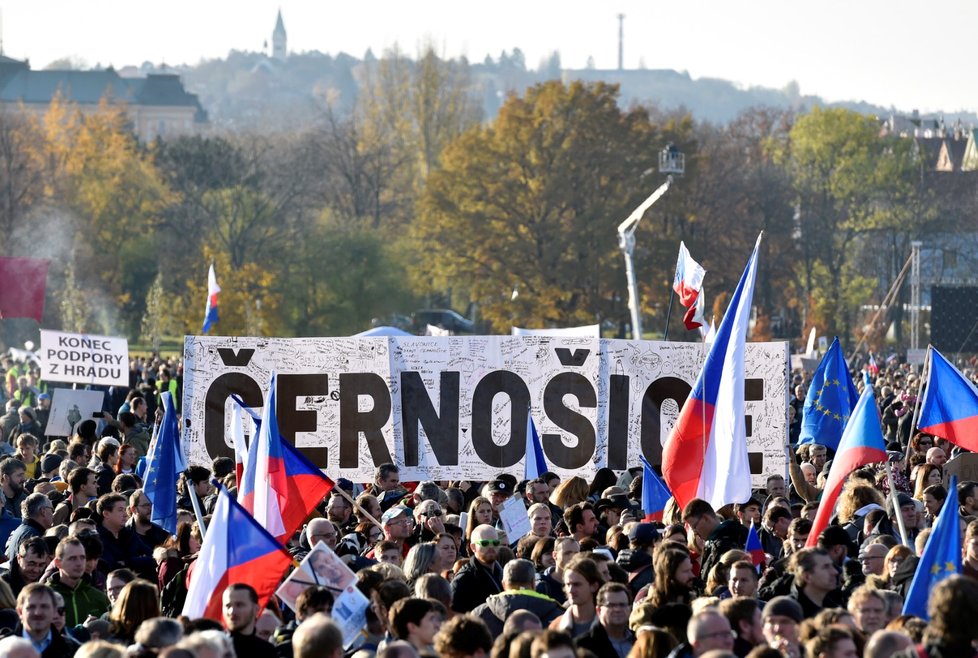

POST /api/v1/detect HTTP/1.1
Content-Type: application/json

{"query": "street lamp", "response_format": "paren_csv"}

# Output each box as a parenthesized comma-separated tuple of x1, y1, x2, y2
(617, 144, 684, 340)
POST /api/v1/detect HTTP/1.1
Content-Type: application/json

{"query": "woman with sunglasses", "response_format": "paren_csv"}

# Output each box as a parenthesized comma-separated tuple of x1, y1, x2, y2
(550, 555, 606, 638)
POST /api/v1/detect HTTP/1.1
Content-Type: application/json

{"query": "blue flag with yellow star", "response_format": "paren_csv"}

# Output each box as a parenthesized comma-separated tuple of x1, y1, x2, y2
(798, 337, 859, 451)
(903, 475, 960, 619)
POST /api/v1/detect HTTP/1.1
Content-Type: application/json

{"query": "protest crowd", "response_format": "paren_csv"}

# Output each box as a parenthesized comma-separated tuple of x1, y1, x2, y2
(0, 347, 977, 658)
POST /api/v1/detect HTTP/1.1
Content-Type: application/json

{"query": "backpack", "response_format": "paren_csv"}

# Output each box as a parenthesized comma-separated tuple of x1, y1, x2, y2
(160, 562, 191, 617)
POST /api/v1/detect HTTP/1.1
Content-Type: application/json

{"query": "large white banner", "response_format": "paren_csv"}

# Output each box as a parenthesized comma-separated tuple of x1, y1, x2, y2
(40, 330, 129, 387)
(183, 336, 789, 487)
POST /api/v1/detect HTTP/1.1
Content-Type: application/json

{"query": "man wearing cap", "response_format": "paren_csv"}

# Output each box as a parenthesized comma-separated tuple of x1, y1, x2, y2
(734, 497, 762, 528)
(761, 596, 803, 657)
(616, 523, 659, 596)
(451, 524, 503, 614)
(367, 506, 414, 560)
(485, 479, 512, 521)
(595, 494, 633, 536)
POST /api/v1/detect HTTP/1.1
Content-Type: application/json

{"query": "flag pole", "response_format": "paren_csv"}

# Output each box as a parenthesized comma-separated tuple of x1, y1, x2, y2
(662, 288, 676, 340)
(331, 485, 383, 531)
(905, 345, 932, 462)
(187, 472, 208, 535)
(885, 461, 911, 551)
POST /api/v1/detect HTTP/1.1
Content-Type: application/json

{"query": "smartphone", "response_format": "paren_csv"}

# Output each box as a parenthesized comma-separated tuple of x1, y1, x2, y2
(92, 412, 104, 418)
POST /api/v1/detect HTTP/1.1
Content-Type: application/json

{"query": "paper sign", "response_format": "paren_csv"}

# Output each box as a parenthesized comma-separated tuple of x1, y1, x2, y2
(276, 541, 369, 648)
(46, 388, 105, 437)
(40, 330, 128, 387)
(498, 496, 530, 544)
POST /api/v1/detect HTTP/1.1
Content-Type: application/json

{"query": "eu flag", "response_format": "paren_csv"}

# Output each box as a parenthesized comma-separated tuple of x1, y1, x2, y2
(799, 336, 859, 450)
(144, 392, 186, 534)
(903, 475, 961, 620)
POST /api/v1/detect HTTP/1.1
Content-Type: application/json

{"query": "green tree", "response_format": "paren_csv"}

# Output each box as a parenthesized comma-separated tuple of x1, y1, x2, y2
(60, 260, 88, 333)
(773, 106, 917, 340)
(415, 80, 660, 332)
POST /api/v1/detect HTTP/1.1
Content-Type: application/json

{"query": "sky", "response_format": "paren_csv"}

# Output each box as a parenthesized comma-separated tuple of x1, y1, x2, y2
(3, 0, 977, 114)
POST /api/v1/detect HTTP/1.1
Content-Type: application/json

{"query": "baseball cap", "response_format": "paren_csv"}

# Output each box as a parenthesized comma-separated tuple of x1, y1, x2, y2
(487, 479, 512, 496)
(381, 505, 412, 525)
(627, 522, 660, 547)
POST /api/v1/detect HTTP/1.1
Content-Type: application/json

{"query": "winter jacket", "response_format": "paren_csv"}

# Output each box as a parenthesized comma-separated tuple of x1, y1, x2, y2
(472, 589, 564, 635)
(45, 572, 110, 628)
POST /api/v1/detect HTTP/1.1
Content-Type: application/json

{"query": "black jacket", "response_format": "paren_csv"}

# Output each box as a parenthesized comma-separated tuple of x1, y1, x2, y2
(577, 622, 635, 658)
(5, 518, 45, 563)
(472, 589, 564, 636)
(231, 630, 277, 658)
(11, 624, 80, 658)
(534, 566, 566, 605)
(451, 557, 503, 613)
(96, 523, 155, 580)
(701, 520, 748, 581)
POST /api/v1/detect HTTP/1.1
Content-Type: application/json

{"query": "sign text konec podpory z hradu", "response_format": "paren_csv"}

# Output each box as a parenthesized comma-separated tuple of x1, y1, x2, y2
(183, 336, 789, 486)
(40, 330, 129, 387)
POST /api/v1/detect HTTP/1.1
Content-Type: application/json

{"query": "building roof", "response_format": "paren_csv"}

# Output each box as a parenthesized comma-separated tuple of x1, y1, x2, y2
(0, 57, 207, 120)
(274, 9, 286, 35)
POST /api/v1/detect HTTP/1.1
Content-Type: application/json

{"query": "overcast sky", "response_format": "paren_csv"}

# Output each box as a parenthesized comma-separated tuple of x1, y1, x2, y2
(3, 0, 976, 114)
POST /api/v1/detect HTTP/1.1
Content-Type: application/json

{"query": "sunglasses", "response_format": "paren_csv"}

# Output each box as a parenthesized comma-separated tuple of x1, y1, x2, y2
(473, 539, 501, 547)
(424, 510, 444, 517)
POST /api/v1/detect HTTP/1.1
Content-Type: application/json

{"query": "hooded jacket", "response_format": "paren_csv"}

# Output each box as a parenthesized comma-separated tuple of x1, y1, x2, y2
(472, 588, 564, 635)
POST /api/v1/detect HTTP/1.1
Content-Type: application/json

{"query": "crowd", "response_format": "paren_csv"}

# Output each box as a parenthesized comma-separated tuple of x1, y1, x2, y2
(0, 352, 976, 658)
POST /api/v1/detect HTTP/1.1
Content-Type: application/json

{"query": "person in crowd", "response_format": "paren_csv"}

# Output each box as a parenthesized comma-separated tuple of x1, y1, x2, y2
(551, 555, 605, 637)
(536, 536, 578, 605)
(432, 615, 493, 658)
(53, 468, 98, 527)
(451, 524, 503, 613)
(472, 558, 562, 635)
(387, 597, 441, 654)
(15, 583, 80, 658)
(648, 547, 695, 609)
(576, 582, 635, 657)
(107, 579, 159, 645)
(223, 583, 277, 658)
(95, 493, 154, 580)
(6, 494, 54, 563)
(727, 561, 759, 600)
(291, 613, 344, 658)
(4, 537, 51, 596)
(45, 537, 109, 628)
(563, 502, 599, 544)
(2, 458, 28, 519)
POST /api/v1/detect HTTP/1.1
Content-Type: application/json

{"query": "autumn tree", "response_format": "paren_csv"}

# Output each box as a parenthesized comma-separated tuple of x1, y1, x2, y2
(415, 80, 661, 332)
(773, 107, 918, 340)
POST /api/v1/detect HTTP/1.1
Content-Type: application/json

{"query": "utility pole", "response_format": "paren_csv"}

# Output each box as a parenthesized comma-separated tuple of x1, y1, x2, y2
(617, 14, 624, 71)
(911, 241, 921, 350)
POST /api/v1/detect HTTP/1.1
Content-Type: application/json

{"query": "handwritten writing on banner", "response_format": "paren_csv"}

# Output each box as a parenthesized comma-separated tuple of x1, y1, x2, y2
(183, 336, 789, 486)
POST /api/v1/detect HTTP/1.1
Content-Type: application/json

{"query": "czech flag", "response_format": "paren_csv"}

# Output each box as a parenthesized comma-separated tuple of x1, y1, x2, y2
(640, 455, 671, 522)
(806, 387, 887, 546)
(181, 484, 294, 621)
(673, 241, 705, 307)
(239, 373, 335, 543)
(525, 411, 548, 481)
(202, 264, 220, 334)
(745, 522, 765, 570)
(662, 234, 761, 510)
(917, 348, 978, 453)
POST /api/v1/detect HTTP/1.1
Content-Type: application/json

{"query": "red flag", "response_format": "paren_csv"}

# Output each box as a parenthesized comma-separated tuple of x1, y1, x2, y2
(0, 257, 49, 322)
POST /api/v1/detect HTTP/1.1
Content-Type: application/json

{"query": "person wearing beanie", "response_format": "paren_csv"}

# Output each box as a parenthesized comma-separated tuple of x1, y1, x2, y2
(761, 596, 803, 657)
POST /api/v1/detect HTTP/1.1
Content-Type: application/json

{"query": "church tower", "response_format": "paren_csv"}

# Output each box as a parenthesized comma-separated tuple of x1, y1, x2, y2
(272, 10, 287, 61)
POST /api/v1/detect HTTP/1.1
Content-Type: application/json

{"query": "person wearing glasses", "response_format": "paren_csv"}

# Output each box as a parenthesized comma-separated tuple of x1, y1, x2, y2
(576, 582, 635, 657)
(687, 609, 736, 657)
(126, 489, 170, 549)
(366, 506, 414, 561)
(450, 524, 503, 614)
